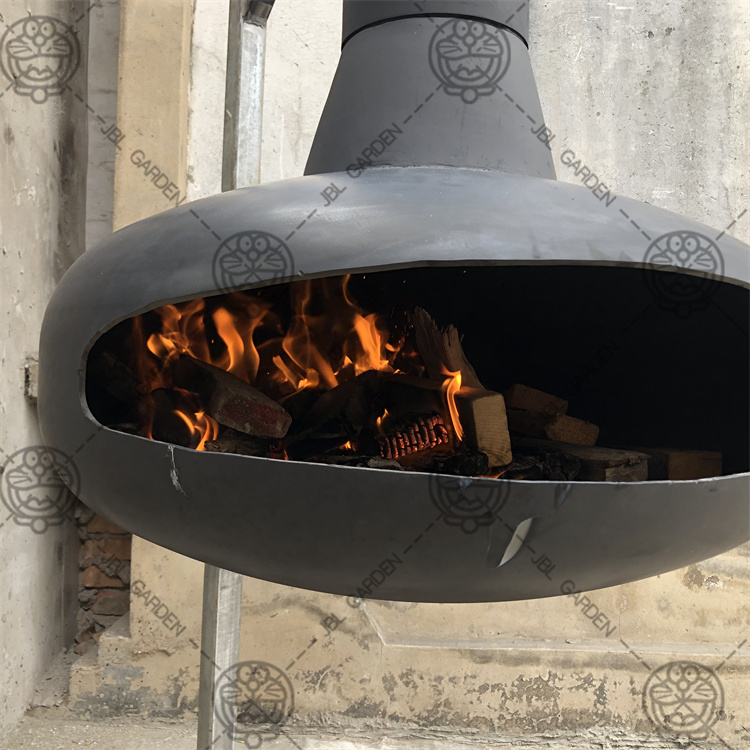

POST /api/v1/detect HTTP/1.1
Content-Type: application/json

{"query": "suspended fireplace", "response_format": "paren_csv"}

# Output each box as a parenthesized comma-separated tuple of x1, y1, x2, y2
(39, 0, 749, 602)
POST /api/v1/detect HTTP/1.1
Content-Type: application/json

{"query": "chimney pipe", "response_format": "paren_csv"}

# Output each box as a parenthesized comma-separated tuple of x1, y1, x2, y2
(305, 0, 554, 178)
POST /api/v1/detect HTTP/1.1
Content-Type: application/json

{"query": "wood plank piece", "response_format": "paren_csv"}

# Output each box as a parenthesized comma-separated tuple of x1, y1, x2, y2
(515, 438, 649, 482)
(411, 308, 483, 387)
(625, 447, 723, 480)
(456, 387, 513, 467)
(544, 414, 599, 446)
(504, 383, 568, 417)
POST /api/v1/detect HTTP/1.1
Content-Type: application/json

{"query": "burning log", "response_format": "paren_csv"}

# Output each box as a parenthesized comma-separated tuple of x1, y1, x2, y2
(515, 438, 649, 481)
(378, 413, 450, 459)
(172, 355, 291, 439)
(409, 309, 512, 467)
(380, 376, 444, 420)
(285, 371, 382, 460)
(150, 388, 203, 448)
(204, 428, 282, 458)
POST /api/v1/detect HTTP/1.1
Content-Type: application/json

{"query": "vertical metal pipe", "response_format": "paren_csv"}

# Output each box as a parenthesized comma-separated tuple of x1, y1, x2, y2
(196, 566, 244, 750)
(197, 2, 273, 748)
(222, 0, 273, 191)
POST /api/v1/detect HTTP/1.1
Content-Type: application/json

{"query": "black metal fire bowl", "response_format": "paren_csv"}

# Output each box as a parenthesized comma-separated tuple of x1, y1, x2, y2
(38, 166, 750, 602)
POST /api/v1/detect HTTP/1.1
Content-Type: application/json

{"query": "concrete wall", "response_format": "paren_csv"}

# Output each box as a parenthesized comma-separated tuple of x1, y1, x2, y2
(61, 0, 749, 744)
(0, 0, 90, 740)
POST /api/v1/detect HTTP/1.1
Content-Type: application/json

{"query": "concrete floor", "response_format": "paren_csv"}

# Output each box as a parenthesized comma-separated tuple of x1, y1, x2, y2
(0, 713, 736, 750)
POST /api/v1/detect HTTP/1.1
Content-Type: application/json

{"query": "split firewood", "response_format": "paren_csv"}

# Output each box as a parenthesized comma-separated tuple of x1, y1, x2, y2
(410, 308, 483, 388)
(172, 354, 291, 439)
(507, 410, 599, 446)
(504, 383, 597, 446)
(515, 438, 649, 482)
(410, 309, 512, 466)
(623, 447, 723, 480)
(503, 384, 568, 417)
(508, 412, 599, 446)
(455, 387, 513, 467)
(543, 414, 599, 446)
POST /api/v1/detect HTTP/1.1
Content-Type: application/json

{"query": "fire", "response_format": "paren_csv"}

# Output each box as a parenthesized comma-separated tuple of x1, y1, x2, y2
(138, 276, 411, 450)
(174, 409, 219, 451)
(441, 367, 464, 442)
(376, 408, 389, 436)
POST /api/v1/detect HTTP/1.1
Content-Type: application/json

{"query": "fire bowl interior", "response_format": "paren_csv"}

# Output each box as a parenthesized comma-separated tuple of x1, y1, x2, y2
(87, 266, 749, 475)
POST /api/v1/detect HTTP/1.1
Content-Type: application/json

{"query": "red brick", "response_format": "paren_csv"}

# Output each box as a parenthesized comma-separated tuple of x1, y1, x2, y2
(81, 565, 126, 588)
(80, 538, 131, 566)
(86, 515, 128, 535)
(91, 589, 129, 616)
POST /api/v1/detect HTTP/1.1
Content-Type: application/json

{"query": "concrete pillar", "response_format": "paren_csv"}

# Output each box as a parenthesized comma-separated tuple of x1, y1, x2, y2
(0, 0, 89, 739)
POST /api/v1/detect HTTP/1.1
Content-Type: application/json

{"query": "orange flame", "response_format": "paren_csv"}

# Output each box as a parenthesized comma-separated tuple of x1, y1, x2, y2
(174, 409, 219, 451)
(441, 367, 463, 442)
(137, 277, 413, 451)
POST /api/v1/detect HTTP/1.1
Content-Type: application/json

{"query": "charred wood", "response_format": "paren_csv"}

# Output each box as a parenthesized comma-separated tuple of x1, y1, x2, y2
(172, 354, 291, 438)
(428, 451, 490, 477)
(285, 371, 382, 460)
